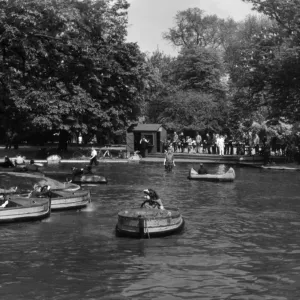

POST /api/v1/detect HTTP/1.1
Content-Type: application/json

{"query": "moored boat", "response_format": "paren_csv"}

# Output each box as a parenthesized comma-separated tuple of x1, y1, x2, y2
(116, 207, 184, 238)
(261, 165, 300, 171)
(70, 174, 108, 185)
(48, 189, 91, 210)
(0, 172, 80, 192)
(187, 167, 236, 182)
(0, 196, 50, 223)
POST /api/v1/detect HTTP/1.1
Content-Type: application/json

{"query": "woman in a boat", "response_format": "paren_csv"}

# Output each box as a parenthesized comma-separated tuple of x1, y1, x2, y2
(0, 156, 15, 168)
(141, 189, 164, 210)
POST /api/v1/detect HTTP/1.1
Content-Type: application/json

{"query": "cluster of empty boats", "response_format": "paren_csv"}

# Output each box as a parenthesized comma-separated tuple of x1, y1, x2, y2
(0, 172, 91, 223)
(0, 155, 238, 238)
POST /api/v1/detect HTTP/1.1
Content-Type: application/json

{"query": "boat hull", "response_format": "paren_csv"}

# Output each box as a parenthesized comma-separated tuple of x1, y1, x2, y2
(116, 208, 184, 238)
(71, 174, 108, 185)
(0, 197, 50, 224)
(0, 172, 80, 192)
(50, 190, 91, 211)
(187, 167, 235, 182)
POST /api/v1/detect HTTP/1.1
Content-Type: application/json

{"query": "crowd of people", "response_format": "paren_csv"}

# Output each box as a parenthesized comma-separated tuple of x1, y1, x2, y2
(161, 131, 299, 161)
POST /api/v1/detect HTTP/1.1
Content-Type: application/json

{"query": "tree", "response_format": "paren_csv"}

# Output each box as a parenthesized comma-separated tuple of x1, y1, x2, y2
(163, 8, 235, 50)
(155, 90, 229, 133)
(174, 47, 226, 96)
(0, 0, 147, 145)
(241, 0, 300, 122)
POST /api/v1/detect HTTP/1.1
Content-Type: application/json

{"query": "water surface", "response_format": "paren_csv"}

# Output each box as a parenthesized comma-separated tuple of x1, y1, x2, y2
(1, 162, 300, 300)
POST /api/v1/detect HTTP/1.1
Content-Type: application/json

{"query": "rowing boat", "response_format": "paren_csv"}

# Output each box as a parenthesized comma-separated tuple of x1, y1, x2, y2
(45, 189, 91, 211)
(187, 167, 236, 182)
(116, 207, 184, 238)
(0, 196, 50, 223)
(0, 172, 80, 192)
(70, 174, 108, 185)
(261, 165, 300, 171)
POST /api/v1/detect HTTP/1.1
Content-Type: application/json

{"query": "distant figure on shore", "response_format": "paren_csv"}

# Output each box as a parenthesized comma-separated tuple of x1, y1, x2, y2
(198, 163, 208, 174)
(15, 154, 25, 165)
(140, 137, 149, 158)
(89, 147, 98, 166)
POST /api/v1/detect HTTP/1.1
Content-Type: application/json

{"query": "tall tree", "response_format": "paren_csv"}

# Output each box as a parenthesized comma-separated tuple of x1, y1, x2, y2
(162, 8, 233, 50)
(0, 0, 147, 144)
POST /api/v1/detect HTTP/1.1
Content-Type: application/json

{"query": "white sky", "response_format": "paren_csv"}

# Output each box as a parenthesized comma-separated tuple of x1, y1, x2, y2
(126, 0, 256, 56)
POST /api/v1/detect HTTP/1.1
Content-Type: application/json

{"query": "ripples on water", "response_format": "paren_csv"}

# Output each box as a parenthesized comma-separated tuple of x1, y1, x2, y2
(1, 162, 300, 300)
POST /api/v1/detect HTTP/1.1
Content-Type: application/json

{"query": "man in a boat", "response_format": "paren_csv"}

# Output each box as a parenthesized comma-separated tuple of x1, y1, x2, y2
(0, 156, 15, 168)
(141, 189, 164, 210)
(198, 163, 208, 174)
(71, 165, 93, 176)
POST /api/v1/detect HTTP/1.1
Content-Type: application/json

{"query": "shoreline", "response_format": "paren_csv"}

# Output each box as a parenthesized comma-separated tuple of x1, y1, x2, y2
(0, 145, 299, 170)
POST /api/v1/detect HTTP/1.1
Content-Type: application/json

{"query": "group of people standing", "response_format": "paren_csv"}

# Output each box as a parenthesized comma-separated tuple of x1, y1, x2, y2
(162, 131, 263, 156)
(163, 132, 234, 156)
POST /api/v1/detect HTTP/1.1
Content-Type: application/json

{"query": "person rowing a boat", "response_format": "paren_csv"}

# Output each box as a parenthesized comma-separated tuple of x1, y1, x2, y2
(141, 189, 164, 210)
(197, 163, 208, 174)
(71, 165, 93, 176)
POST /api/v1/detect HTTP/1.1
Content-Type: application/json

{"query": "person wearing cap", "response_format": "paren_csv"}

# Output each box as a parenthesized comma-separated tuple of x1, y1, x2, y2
(198, 163, 208, 174)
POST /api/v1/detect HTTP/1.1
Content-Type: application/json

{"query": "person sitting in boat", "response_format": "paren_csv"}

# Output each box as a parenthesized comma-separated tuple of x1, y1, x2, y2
(164, 147, 175, 171)
(14, 154, 25, 165)
(198, 163, 208, 174)
(0, 156, 15, 168)
(141, 189, 164, 210)
(24, 159, 40, 172)
(29, 184, 51, 198)
(71, 165, 93, 177)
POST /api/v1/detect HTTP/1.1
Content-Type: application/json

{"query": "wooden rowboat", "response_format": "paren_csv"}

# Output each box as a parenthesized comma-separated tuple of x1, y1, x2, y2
(70, 174, 108, 185)
(188, 167, 236, 182)
(49, 190, 91, 210)
(0, 172, 80, 192)
(116, 207, 184, 238)
(261, 165, 300, 171)
(25, 189, 91, 211)
(0, 196, 50, 223)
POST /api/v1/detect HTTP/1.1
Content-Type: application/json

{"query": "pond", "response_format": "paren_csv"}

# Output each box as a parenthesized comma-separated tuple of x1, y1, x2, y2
(1, 162, 300, 300)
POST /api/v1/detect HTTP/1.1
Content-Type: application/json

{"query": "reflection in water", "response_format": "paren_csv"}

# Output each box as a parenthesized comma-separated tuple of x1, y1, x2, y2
(1, 162, 300, 299)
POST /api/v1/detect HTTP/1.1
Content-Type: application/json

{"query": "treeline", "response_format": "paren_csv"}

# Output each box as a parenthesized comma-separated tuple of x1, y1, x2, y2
(1, 0, 300, 145)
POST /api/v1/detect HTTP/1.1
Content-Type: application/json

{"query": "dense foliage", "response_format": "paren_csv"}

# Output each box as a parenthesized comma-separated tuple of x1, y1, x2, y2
(0, 0, 147, 144)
